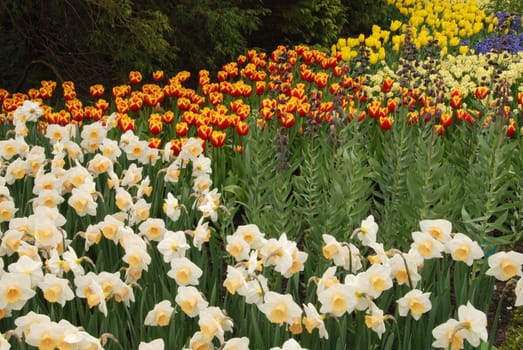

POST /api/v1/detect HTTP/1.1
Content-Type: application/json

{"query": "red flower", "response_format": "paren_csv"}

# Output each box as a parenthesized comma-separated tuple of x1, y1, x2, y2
(217, 70, 228, 82)
(209, 91, 223, 106)
(128, 94, 143, 112)
(129, 71, 142, 84)
(118, 114, 135, 132)
(474, 86, 489, 99)
(175, 122, 189, 137)
(95, 99, 110, 112)
(63, 88, 76, 101)
(297, 102, 310, 117)
(177, 97, 191, 111)
(506, 118, 516, 137)
(148, 119, 163, 135)
(39, 87, 53, 99)
(256, 81, 266, 95)
(367, 100, 382, 118)
(279, 112, 295, 128)
(148, 137, 162, 149)
(236, 120, 249, 136)
(152, 70, 164, 82)
(450, 94, 462, 109)
(197, 124, 213, 140)
(182, 111, 197, 125)
(406, 111, 418, 125)
(440, 113, 453, 127)
(170, 139, 183, 156)
(387, 98, 398, 113)
(314, 72, 329, 89)
(381, 77, 394, 93)
(379, 116, 394, 130)
(89, 84, 105, 98)
(434, 124, 445, 136)
(210, 130, 227, 147)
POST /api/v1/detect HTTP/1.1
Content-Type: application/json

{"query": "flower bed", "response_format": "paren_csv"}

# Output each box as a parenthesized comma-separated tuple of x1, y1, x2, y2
(1, 1, 523, 349)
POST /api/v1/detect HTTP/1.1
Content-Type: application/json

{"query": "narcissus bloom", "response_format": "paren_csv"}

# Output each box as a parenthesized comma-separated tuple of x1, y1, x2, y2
(486, 250, 523, 281)
(364, 304, 387, 339)
(445, 233, 484, 266)
(302, 303, 328, 339)
(175, 285, 208, 318)
(168, 257, 203, 286)
(411, 231, 445, 259)
(0, 273, 36, 311)
(198, 306, 233, 343)
(144, 300, 174, 327)
(37, 274, 73, 307)
(432, 318, 464, 350)
(223, 265, 248, 295)
(258, 291, 302, 325)
(318, 282, 355, 317)
(139, 338, 164, 350)
(357, 215, 379, 246)
(397, 289, 432, 320)
(419, 219, 452, 243)
(457, 302, 488, 346)
(223, 337, 249, 350)
(270, 338, 308, 350)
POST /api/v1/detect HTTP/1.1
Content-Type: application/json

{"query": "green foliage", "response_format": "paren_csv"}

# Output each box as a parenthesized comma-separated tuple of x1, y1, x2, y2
(484, 0, 523, 15)
(168, 0, 268, 73)
(0, 0, 177, 92)
(254, 0, 347, 49)
(342, 0, 401, 35)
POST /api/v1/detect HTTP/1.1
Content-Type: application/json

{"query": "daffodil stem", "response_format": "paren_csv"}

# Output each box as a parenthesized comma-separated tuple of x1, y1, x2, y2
(487, 282, 509, 350)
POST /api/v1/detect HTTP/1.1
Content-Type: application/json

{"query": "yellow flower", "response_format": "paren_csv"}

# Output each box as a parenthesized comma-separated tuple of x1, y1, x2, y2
(459, 45, 469, 55)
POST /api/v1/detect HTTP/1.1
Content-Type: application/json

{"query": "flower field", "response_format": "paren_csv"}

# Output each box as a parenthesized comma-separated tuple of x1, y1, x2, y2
(1, 0, 523, 349)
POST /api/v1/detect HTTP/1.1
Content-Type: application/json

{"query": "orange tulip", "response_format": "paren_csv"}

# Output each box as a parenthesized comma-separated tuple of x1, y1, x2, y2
(148, 137, 162, 149)
(279, 112, 296, 128)
(175, 122, 189, 137)
(506, 118, 516, 137)
(177, 97, 191, 111)
(236, 120, 249, 136)
(129, 71, 143, 84)
(379, 116, 394, 130)
(152, 70, 164, 82)
(170, 139, 183, 156)
(128, 94, 143, 112)
(149, 119, 163, 135)
(367, 100, 382, 118)
(89, 84, 105, 98)
(255, 81, 266, 95)
(118, 114, 135, 132)
(450, 94, 462, 109)
(39, 87, 53, 99)
(314, 72, 329, 89)
(197, 124, 213, 140)
(381, 77, 394, 93)
(92, 99, 108, 113)
(475, 86, 489, 99)
(440, 113, 453, 127)
(434, 124, 445, 136)
(210, 130, 227, 147)
(162, 111, 175, 124)
(217, 70, 228, 82)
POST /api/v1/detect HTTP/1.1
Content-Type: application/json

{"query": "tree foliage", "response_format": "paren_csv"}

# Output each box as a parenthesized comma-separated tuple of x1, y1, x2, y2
(0, 0, 396, 93)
